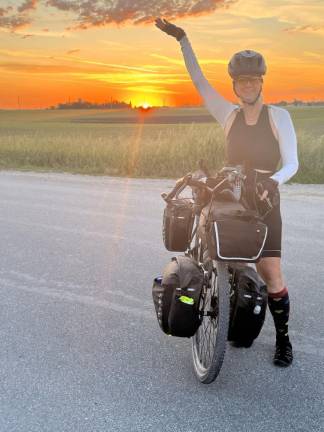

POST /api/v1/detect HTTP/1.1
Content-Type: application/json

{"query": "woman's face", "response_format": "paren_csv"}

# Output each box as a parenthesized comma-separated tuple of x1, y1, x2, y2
(233, 75, 263, 104)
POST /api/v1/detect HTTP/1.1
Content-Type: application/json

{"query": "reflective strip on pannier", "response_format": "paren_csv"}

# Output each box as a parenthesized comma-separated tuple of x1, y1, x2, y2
(207, 217, 268, 263)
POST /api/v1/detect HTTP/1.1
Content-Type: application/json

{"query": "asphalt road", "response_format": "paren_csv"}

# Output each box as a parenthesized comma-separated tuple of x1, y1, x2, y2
(0, 171, 323, 432)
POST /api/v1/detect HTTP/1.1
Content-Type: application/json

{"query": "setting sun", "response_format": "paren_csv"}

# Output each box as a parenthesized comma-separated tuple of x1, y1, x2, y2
(0, 0, 323, 109)
(133, 98, 158, 108)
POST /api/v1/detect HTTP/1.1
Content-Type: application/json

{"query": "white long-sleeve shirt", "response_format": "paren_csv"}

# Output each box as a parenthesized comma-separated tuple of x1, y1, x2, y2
(179, 35, 299, 185)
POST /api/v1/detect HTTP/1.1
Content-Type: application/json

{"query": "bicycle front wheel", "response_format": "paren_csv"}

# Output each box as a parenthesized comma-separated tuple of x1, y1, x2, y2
(192, 261, 230, 384)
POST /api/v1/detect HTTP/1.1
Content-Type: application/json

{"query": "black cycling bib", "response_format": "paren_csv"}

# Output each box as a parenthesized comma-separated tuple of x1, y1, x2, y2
(226, 104, 280, 172)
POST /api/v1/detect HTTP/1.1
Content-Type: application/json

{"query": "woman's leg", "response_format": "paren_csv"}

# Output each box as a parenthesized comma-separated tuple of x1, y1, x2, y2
(256, 257, 293, 367)
(256, 256, 284, 293)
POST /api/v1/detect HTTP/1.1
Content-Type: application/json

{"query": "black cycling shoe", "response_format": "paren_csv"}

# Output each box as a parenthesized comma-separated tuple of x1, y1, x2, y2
(273, 339, 293, 367)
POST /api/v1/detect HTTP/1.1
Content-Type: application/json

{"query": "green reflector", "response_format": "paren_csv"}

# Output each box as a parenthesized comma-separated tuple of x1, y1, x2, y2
(179, 295, 194, 305)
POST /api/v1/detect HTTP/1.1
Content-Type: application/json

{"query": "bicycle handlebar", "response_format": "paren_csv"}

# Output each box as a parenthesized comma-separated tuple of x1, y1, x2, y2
(162, 166, 245, 202)
(161, 173, 192, 202)
(161, 171, 232, 203)
(161, 165, 275, 220)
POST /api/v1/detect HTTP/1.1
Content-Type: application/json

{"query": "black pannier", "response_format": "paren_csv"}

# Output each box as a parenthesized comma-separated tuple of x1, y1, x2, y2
(162, 199, 194, 252)
(228, 265, 268, 347)
(203, 200, 268, 263)
(152, 256, 203, 337)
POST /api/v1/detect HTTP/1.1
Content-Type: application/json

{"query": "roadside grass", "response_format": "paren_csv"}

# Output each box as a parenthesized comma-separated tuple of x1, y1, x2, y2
(0, 107, 323, 182)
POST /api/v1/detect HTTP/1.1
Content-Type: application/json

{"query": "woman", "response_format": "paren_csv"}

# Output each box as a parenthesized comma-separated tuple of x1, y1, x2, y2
(155, 18, 299, 367)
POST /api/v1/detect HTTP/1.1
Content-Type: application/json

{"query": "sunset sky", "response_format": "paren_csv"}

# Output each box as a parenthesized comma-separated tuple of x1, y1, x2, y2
(1, 0, 324, 109)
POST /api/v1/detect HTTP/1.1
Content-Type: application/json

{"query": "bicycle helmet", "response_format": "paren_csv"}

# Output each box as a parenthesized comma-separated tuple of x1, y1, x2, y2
(228, 50, 266, 79)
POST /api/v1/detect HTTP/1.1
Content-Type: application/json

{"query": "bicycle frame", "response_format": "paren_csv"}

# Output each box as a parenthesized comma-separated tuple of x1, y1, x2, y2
(161, 165, 265, 383)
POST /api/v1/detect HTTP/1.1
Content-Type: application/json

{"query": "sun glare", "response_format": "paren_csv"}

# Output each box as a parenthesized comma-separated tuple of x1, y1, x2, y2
(141, 102, 150, 109)
(137, 100, 155, 114)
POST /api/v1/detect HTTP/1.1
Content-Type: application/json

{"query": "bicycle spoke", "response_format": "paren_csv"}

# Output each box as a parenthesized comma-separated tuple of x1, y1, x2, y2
(199, 317, 209, 364)
(199, 305, 218, 368)
(192, 261, 230, 383)
(204, 319, 214, 366)
(205, 319, 214, 366)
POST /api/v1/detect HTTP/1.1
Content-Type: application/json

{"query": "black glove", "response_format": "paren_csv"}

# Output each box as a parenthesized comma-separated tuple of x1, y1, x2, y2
(259, 178, 278, 195)
(155, 18, 186, 41)
(256, 178, 279, 206)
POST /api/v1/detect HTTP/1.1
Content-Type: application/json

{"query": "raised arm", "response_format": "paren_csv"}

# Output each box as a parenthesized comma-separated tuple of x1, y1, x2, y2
(179, 35, 237, 128)
(155, 18, 237, 129)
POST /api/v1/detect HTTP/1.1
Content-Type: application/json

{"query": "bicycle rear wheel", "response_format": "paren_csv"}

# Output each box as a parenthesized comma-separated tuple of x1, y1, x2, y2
(192, 261, 230, 384)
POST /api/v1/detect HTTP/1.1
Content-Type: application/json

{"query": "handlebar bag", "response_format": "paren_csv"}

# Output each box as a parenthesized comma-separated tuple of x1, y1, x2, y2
(204, 201, 267, 263)
(228, 265, 268, 347)
(162, 199, 194, 252)
(152, 256, 203, 337)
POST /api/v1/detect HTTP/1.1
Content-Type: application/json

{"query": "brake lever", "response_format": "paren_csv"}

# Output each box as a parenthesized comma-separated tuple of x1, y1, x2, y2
(161, 173, 192, 202)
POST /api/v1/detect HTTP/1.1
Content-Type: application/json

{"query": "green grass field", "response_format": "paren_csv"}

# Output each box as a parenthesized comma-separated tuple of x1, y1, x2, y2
(0, 106, 323, 182)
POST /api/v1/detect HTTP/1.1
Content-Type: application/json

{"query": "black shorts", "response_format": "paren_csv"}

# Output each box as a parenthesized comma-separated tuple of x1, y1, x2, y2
(261, 194, 282, 258)
(245, 171, 282, 258)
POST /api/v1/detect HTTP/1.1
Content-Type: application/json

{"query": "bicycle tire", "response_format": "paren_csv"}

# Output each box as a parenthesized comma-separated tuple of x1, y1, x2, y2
(192, 261, 230, 384)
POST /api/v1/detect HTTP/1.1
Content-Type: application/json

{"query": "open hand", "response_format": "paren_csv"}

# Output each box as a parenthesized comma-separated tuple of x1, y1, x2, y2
(155, 17, 186, 41)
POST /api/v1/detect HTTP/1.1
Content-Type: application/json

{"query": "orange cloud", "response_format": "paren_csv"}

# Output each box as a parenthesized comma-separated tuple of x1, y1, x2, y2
(60, 0, 237, 29)
(0, 2, 36, 30)
(17, 0, 38, 13)
(284, 25, 324, 35)
(0, 0, 237, 31)
(60, 56, 158, 73)
(151, 53, 227, 66)
(0, 62, 89, 73)
(125, 86, 181, 94)
(66, 49, 80, 55)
